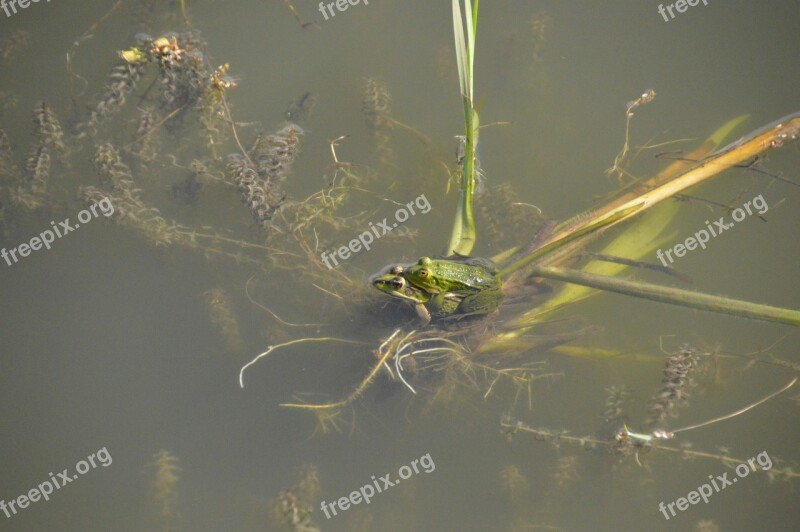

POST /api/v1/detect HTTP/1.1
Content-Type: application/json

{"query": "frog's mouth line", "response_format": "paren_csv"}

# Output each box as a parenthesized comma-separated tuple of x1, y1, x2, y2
(372, 276, 430, 305)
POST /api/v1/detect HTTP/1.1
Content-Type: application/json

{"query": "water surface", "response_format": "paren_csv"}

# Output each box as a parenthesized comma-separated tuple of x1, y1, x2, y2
(1, 1, 799, 531)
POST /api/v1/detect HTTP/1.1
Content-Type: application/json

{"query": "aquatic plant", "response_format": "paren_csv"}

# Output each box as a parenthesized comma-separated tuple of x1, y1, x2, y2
(499, 464, 529, 505)
(32, 102, 67, 161)
(551, 455, 580, 492)
(447, 0, 480, 256)
(500, 341, 800, 482)
(0, 30, 30, 66)
(24, 143, 50, 192)
(0, 128, 16, 184)
(601, 385, 628, 427)
(226, 153, 278, 227)
(253, 122, 304, 184)
(0, 129, 12, 237)
(204, 288, 245, 352)
(77, 51, 149, 139)
(644, 345, 699, 431)
(270, 464, 321, 532)
(149, 450, 182, 530)
(129, 106, 160, 163)
(361, 77, 394, 167)
(10, 143, 50, 212)
(476, 182, 544, 251)
(82, 140, 270, 261)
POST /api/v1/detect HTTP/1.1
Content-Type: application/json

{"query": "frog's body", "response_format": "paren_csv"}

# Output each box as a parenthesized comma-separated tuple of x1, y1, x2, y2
(371, 256, 504, 325)
(402, 256, 500, 294)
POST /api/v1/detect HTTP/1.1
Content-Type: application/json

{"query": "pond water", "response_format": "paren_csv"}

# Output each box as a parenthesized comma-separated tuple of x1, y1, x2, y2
(1, 1, 798, 531)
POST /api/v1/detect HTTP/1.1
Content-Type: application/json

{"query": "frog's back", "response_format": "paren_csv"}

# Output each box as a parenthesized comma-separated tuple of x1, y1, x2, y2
(443, 254, 499, 274)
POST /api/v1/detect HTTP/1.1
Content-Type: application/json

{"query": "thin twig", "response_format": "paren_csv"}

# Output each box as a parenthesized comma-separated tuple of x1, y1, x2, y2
(669, 376, 797, 436)
(239, 337, 365, 388)
(245, 276, 324, 327)
(281, 339, 395, 410)
(66, 0, 125, 99)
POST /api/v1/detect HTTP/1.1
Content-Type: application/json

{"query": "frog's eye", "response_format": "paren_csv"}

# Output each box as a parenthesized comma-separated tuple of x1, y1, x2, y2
(417, 268, 431, 280)
(390, 277, 406, 289)
(390, 265, 404, 275)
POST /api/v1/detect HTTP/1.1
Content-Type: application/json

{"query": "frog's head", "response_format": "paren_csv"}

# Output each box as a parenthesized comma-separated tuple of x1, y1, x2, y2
(370, 270, 429, 304)
(403, 257, 440, 292)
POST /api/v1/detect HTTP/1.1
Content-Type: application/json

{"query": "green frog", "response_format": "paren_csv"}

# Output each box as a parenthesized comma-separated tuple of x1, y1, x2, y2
(371, 257, 504, 325)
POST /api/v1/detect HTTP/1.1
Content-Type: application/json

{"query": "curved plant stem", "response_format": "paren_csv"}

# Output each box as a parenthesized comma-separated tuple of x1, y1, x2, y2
(668, 376, 797, 436)
(238, 337, 366, 388)
(281, 340, 395, 410)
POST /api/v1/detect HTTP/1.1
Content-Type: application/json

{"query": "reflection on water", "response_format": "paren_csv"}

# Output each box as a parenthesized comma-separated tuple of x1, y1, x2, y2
(1, 1, 799, 531)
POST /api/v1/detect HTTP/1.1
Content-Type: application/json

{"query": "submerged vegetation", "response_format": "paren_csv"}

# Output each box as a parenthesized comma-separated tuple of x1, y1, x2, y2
(1, 0, 798, 528)
(149, 450, 182, 530)
(269, 464, 321, 532)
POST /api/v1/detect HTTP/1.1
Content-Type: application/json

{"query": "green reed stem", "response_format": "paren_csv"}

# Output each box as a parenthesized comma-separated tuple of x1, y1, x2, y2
(530, 266, 800, 327)
(447, 0, 479, 256)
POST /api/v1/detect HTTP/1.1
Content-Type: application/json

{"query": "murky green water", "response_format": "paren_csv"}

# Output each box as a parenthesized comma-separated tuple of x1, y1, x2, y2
(1, 1, 799, 531)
